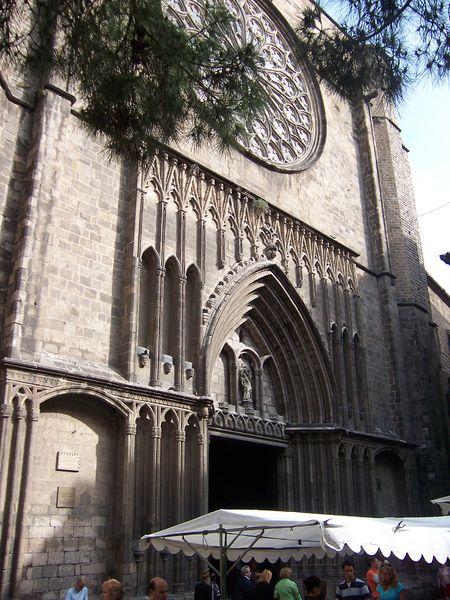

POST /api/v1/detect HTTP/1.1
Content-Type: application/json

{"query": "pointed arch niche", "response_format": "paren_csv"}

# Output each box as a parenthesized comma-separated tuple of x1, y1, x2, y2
(204, 264, 334, 424)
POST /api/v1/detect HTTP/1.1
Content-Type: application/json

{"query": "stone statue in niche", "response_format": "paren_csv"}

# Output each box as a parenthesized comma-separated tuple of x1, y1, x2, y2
(239, 359, 254, 410)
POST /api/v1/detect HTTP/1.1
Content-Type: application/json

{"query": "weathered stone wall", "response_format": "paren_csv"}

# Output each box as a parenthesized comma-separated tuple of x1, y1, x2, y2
(22, 397, 119, 598)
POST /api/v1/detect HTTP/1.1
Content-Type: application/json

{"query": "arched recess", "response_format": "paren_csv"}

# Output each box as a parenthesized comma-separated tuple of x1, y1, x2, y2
(201, 263, 334, 423)
(160, 410, 178, 528)
(162, 256, 181, 360)
(134, 405, 155, 539)
(138, 247, 159, 353)
(27, 393, 124, 597)
(185, 263, 202, 370)
(374, 450, 407, 516)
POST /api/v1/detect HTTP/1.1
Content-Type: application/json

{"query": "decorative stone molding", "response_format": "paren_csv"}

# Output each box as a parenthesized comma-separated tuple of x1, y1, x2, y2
(145, 150, 357, 304)
(0, 404, 13, 418)
(125, 423, 137, 436)
(211, 409, 285, 439)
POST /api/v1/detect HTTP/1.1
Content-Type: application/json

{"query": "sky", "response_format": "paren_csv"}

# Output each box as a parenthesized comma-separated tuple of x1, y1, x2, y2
(319, 0, 450, 294)
(397, 82, 450, 294)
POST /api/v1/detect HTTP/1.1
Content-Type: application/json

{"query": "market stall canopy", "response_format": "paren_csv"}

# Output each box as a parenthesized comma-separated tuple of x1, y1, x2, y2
(143, 509, 450, 565)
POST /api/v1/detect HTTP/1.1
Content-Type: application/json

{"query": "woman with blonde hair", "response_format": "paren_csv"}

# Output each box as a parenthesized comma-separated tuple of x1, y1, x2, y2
(100, 579, 124, 600)
(274, 567, 302, 600)
(254, 569, 273, 600)
(376, 563, 407, 600)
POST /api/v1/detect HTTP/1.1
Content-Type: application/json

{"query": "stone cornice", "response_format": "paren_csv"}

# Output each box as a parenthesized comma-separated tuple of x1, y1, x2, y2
(1, 357, 212, 408)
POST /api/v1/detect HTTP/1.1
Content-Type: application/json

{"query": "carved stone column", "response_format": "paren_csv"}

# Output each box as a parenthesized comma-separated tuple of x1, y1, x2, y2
(197, 417, 209, 515)
(11, 403, 40, 598)
(279, 448, 294, 510)
(197, 219, 206, 282)
(0, 404, 13, 512)
(345, 453, 355, 514)
(120, 421, 137, 588)
(254, 368, 263, 415)
(149, 421, 162, 578)
(0, 404, 26, 598)
(175, 275, 187, 391)
(367, 451, 377, 516)
(150, 266, 165, 386)
(321, 277, 330, 336)
(173, 429, 186, 594)
(355, 455, 364, 516)
(231, 360, 239, 411)
(309, 271, 316, 307)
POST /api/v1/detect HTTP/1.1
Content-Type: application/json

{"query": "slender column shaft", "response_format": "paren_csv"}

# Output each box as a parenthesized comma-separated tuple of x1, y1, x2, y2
(198, 422, 208, 515)
(0, 404, 13, 515)
(0, 405, 26, 598)
(120, 421, 136, 584)
(11, 404, 39, 598)
(173, 429, 186, 592)
(150, 267, 165, 386)
(175, 276, 187, 390)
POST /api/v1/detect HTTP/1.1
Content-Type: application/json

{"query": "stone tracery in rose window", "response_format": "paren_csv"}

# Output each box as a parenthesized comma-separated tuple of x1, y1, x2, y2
(165, 0, 324, 171)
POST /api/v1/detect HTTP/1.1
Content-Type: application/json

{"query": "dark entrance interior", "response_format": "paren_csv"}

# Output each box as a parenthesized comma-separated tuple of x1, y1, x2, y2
(209, 435, 281, 511)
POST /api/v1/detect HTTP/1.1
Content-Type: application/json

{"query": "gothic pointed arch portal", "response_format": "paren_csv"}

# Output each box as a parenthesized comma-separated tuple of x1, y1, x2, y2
(201, 261, 335, 425)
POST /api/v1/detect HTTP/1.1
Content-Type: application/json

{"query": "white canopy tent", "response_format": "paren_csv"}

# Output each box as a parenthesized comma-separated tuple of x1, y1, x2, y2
(143, 509, 450, 597)
(432, 496, 450, 515)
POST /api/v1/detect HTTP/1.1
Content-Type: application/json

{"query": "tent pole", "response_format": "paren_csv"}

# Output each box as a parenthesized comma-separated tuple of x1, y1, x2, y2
(219, 526, 227, 600)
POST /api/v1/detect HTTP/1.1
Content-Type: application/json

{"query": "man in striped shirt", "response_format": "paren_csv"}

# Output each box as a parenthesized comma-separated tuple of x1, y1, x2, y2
(335, 560, 370, 599)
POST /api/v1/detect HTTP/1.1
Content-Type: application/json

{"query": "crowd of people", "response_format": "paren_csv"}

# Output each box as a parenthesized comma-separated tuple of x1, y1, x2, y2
(63, 557, 408, 599)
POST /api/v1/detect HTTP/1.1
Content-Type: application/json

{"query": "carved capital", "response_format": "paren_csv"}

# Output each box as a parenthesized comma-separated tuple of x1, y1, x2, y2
(13, 406, 27, 420)
(179, 275, 188, 285)
(197, 434, 205, 446)
(0, 404, 13, 418)
(157, 267, 166, 277)
(29, 406, 40, 422)
(176, 431, 186, 443)
(151, 427, 162, 439)
(125, 423, 137, 436)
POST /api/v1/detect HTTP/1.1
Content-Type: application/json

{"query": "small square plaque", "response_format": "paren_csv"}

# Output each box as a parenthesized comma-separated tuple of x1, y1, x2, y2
(57, 486, 75, 508)
(57, 451, 80, 472)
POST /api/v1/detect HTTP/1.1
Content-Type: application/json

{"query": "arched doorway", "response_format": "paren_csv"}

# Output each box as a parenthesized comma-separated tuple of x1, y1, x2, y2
(203, 263, 334, 512)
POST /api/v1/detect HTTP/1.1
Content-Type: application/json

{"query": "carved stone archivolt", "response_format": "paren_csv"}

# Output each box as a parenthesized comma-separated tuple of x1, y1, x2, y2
(211, 408, 285, 439)
(166, 0, 325, 171)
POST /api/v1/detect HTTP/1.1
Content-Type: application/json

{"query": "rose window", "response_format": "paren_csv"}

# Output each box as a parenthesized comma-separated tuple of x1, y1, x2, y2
(166, 0, 324, 171)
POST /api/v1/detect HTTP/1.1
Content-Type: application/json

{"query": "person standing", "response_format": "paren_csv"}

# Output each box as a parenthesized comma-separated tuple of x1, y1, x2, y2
(376, 563, 406, 600)
(335, 560, 370, 599)
(254, 569, 273, 600)
(195, 571, 220, 600)
(274, 567, 302, 600)
(65, 576, 88, 600)
(366, 557, 381, 599)
(232, 565, 255, 600)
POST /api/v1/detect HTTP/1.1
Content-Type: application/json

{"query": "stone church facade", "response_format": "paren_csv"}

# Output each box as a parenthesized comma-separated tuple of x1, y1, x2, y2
(0, 0, 449, 598)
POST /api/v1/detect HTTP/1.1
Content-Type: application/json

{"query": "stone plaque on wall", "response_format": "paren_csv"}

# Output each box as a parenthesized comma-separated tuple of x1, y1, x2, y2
(57, 486, 75, 508)
(57, 451, 80, 472)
